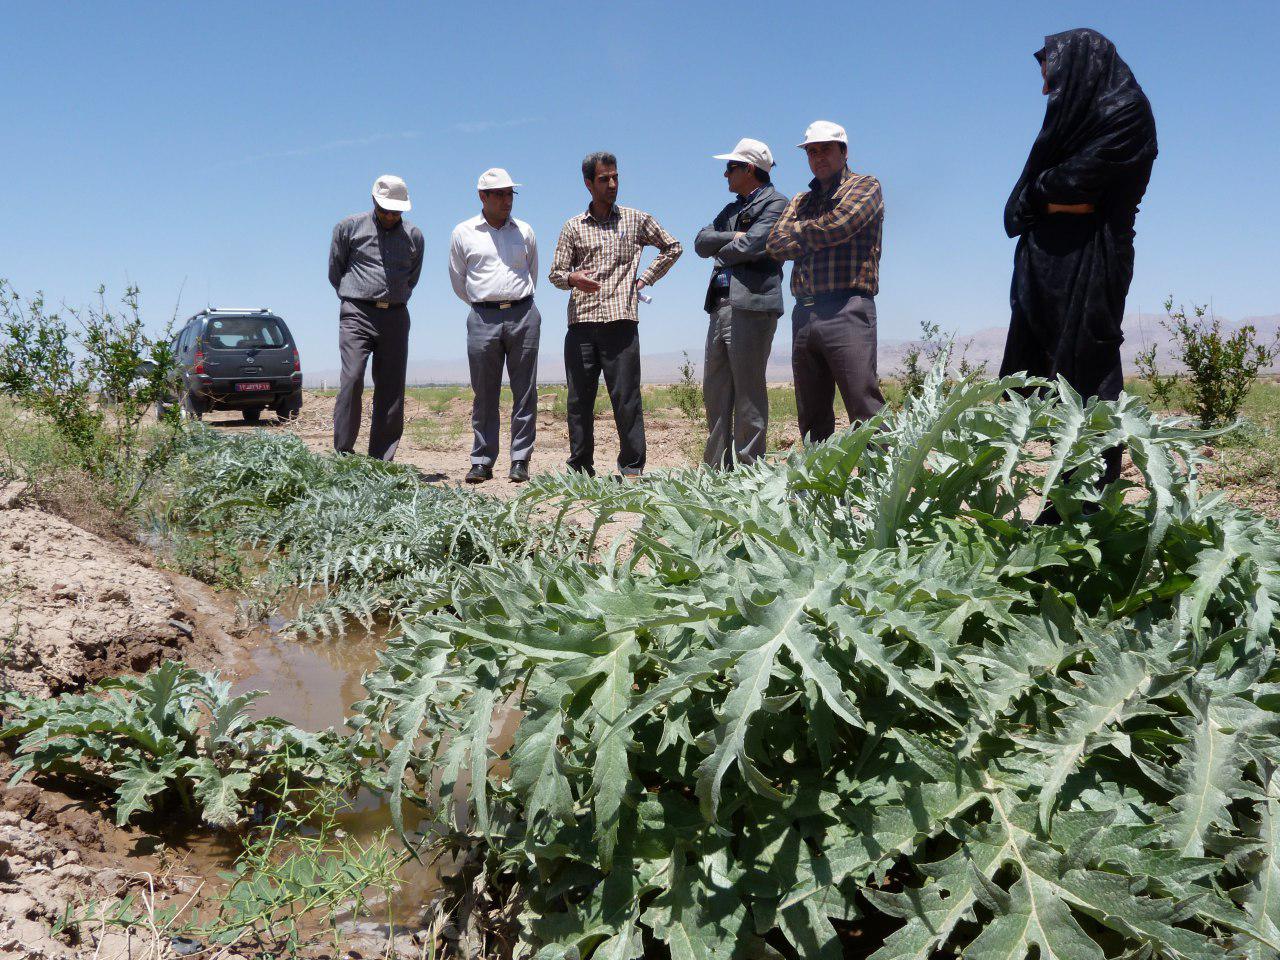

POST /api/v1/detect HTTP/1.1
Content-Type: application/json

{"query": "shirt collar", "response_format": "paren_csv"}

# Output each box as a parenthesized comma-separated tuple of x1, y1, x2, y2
(475, 214, 515, 231)
(584, 203, 620, 224)
(808, 165, 852, 195)
(737, 185, 764, 204)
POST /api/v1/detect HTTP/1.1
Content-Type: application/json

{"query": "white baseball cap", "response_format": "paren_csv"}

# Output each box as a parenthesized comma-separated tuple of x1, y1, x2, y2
(477, 168, 521, 191)
(796, 120, 848, 148)
(371, 174, 411, 212)
(712, 137, 774, 173)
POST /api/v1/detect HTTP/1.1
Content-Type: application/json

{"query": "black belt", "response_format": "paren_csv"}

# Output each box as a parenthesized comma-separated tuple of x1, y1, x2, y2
(471, 296, 532, 311)
(346, 297, 403, 310)
(795, 288, 872, 308)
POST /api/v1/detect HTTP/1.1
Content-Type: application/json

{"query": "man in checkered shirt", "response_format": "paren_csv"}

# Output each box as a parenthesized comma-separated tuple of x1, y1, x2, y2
(767, 121, 886, 443)
(549, 151, 682, 477)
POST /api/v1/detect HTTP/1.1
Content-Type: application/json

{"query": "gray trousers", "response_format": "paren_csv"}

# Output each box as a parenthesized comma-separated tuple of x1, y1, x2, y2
(334, 299, 410, 461)
(702, 299, 777, 467)
(467, 300, 541, 465)
(792, 292, 885, 444)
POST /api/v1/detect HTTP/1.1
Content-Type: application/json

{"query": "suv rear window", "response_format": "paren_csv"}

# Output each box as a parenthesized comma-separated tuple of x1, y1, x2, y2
(203, 316, 288, 350)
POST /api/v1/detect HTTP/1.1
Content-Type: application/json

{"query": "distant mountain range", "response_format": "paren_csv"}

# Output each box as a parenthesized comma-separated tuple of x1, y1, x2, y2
(302, 313, 1280, 387)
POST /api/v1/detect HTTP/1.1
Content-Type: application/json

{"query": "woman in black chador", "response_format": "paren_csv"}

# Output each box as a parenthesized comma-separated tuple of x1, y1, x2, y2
(1001, 28, 1158, 484)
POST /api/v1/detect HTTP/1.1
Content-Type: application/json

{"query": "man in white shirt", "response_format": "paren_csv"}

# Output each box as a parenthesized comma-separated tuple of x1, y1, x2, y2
(448, 168, 540, 483)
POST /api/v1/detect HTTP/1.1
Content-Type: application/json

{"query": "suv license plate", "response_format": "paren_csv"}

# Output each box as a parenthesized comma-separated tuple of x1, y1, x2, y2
(235, 382, 270, 392)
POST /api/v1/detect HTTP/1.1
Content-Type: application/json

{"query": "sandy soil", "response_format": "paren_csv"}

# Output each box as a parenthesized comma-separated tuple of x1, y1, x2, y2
(0, 504, 199, 698)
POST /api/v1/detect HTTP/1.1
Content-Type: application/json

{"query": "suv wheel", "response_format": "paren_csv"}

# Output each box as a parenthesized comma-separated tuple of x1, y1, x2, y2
(180, 390, 204, 422)
(275, 390, 303, 422)
(242, 407, 262, 425)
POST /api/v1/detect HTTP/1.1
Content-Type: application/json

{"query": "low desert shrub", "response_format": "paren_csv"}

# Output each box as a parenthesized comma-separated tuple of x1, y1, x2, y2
(1135, 296, 1280, 428)
(0, 279, 179, 508)
(899, 317, 987, 399)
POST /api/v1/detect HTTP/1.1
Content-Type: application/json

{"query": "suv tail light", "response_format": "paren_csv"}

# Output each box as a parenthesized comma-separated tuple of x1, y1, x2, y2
(193, 349, 206, 375)
(292, 348, 301, 374)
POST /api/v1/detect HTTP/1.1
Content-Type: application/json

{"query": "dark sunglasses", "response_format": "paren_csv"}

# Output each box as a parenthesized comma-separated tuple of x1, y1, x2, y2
(725, 161, 747, 173)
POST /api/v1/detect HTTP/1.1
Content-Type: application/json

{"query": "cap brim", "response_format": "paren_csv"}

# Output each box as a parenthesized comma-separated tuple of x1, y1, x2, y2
(373, 196, 411, 212)
(796, 139, 845, 148)
(479, 183, 522, 190)
(713, 152, 773, 171)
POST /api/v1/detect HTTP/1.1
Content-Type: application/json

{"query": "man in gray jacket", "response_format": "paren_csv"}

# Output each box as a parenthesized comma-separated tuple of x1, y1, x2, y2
(328, 174, 424, 461)
(694, 139, 788, 467)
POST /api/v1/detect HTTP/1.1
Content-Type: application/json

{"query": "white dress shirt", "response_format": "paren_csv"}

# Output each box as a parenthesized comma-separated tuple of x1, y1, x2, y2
(448, 214, 538, 304)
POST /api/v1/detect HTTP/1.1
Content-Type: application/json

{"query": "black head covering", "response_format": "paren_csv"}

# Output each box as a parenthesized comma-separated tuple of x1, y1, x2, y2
(1004, 28, 1157, 237)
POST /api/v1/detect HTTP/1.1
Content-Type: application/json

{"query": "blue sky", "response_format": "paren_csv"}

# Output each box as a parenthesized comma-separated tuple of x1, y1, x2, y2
(2, 1, 1277, 374)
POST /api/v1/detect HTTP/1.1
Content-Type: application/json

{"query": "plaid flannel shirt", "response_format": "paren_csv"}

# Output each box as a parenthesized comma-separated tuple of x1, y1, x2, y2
(766, 167, 883, 299)
(548, 205, 682, 324)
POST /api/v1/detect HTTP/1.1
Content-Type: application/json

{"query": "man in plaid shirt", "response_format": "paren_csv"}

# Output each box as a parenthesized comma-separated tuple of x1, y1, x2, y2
(549, 151, 682, 477)
(767, 120, 886, 443)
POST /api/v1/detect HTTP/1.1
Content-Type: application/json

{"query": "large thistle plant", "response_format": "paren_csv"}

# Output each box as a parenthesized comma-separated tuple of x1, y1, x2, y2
(357, 362, 1280, 959)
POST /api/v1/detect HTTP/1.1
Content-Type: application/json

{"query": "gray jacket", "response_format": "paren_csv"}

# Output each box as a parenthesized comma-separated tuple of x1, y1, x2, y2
(694, 184, 788, 318)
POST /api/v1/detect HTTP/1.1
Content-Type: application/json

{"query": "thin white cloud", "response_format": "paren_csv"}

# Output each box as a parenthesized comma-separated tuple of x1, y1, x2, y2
(453, 117, 540, 135)
(201, 131, 423, 171)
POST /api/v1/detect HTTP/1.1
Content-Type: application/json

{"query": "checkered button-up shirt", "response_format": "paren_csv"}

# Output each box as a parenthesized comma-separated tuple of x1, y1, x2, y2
(766, 167, 883, 298)
(548, 205, 683, 324)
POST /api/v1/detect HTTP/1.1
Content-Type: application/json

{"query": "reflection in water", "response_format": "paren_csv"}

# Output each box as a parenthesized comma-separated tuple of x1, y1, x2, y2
(218, 623, 522, 920)
(230, 623, 385, 732)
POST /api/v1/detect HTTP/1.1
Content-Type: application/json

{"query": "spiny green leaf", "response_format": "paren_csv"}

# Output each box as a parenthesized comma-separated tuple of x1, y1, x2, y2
(188, 758, 253, 828)
(510, 682, 575, 827)
(113, 757, 180, 825)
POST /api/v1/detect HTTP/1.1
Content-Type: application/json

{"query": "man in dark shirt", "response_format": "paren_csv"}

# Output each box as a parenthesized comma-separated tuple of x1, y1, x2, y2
(328, 174, 425, 461)
(767, 121, 886, 444)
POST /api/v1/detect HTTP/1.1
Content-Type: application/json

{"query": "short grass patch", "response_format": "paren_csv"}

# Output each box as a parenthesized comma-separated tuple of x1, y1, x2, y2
(1131, 376, 1280, 515)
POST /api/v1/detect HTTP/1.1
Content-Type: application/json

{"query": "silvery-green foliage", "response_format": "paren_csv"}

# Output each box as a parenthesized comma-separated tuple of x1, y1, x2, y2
(160, 430, 564, 635)
(0, 661, 360, 828)
(359, 365, 1280, 959)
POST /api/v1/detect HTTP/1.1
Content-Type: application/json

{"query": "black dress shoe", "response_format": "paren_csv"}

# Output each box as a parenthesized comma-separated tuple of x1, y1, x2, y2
(509, 460, 530, 483)
(465, 464, 492, 484)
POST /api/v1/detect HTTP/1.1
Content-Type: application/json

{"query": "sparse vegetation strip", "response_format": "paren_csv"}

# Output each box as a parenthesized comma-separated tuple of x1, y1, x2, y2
(155, 428, 578, 635)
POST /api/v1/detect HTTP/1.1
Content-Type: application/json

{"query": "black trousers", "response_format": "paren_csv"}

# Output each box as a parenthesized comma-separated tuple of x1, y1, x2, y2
(564, 320, 645, 474)
(334, 299, 409, 461)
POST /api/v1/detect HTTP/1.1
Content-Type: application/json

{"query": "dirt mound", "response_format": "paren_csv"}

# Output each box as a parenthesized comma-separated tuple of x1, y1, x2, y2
(0, 506, 191, 697)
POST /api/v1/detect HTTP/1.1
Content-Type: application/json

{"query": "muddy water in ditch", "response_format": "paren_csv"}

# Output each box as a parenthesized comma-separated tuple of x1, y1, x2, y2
(170, 617, 502, 920)
(230, 617, 378, 731)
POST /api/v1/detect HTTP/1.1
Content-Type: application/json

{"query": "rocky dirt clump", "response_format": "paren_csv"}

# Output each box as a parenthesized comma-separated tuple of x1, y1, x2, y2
(0, 504, 191, 697)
